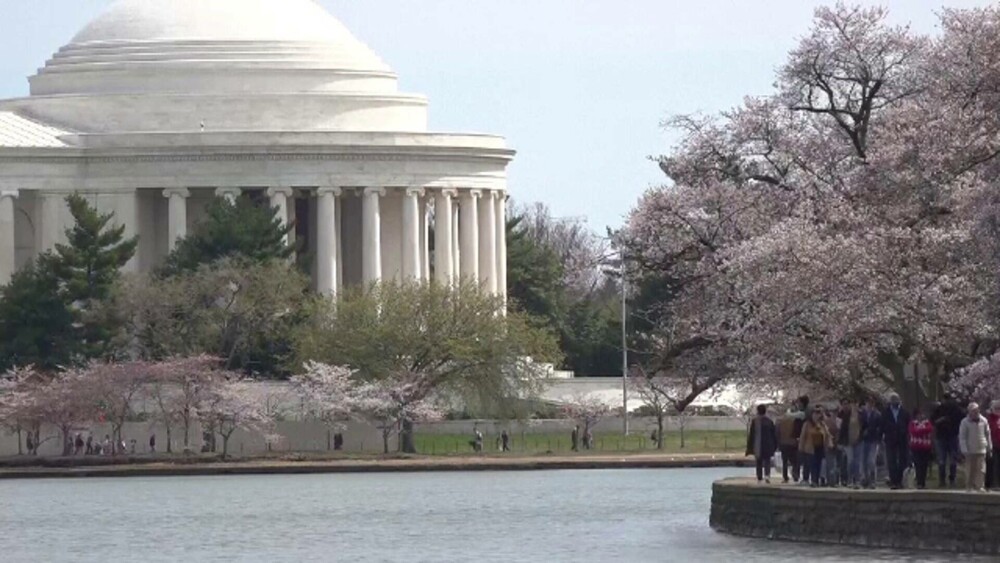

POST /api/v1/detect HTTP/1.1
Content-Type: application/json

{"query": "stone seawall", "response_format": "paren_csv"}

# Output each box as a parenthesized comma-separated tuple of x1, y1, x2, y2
(710, 478, 1000, 556)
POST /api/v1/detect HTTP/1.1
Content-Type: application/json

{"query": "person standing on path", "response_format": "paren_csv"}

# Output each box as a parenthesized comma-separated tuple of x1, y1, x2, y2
(149, 433, 156, 454)
(959, 402, 992, 492)
(838, 399, 864, 489)
(798, 407, 832, 487)
(861, 399, 882, 489)
(500, 430, 510, 452)
(777, 407, 801, 483)
(932, 394, 964, 488)
(881, 393, 911, 490)
(571, 426, 579, 452)
(908, 407, 934, 490)
(746, 405, 779, 484)
(986, 401, 1000, 490)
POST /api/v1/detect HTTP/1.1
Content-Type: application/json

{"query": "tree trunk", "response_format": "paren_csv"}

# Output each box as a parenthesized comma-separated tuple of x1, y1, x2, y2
(679, 416, 686, 449)
(382, 429, 390, 454)
(400, 418, 417, 454)
(61, 428, 73, 456)
(166, 426, 173, 454)
(656, 415, 664, 450)
(221, 434, 230, 459)
(15, 427, 22, 455)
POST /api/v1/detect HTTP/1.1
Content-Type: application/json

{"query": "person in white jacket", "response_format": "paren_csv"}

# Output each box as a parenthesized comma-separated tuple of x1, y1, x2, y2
(959, 402, 992, 492)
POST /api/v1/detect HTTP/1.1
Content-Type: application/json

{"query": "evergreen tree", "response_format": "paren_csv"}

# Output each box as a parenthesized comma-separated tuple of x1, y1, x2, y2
(0, 255, 77, 372)
(0, 194, 138, 368)
(52, 194, 139, 359)
(161, 197, 295, 276)
(53, 194, 139, 304)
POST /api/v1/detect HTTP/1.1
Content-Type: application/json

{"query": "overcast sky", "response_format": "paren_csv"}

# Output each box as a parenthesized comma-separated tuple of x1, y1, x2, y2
(0, 1, 992, 231)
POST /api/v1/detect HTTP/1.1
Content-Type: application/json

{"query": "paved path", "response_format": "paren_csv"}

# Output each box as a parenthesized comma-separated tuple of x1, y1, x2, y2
(0, 452, 748, 480)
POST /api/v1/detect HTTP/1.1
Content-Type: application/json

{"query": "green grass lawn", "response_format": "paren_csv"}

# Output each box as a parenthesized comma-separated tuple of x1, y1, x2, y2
(412, 430, 747, 456)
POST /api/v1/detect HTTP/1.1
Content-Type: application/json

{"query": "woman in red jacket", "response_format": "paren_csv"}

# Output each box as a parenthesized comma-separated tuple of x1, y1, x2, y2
(909, 407, 934, 489)
(986, 401, 1000, 490)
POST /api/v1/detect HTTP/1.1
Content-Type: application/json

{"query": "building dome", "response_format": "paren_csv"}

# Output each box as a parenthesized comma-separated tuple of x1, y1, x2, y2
(70, 0, 371, 46)
(18, 0, 426, 133)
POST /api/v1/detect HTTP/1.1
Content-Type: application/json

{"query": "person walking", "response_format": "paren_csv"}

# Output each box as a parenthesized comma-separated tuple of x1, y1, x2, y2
(798, 407, 832, 487)
(746, 405, 779, 484)
(908, 408, 934, 490)
(881, 393, 911, 490)
(839, 399, 864, 489)
(986, 401, 1000, 490)
(149, 434, 156, 454)
(571, 426, 579, 452)
(959, 402, 992, 492)
(861, 398, 882, 489)
(823, 407, 841, 487)
(473, 428, 484, 453)
(777, 406, 801, 483)
(793, 397, 811, 485)
(500, 430, 510, 452)
(85, 435, 93, 455)
(932, 394, 964, 488)
(74, 433, 84, 456)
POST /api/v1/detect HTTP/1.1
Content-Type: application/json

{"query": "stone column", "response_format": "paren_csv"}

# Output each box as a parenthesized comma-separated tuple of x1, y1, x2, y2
(362, 187, 385, 285)
(433, 189, 455, 283)
(419, 197, 430, 281)
(459, 190, 480, 282)
(451, 201, 460, 280)
(36, 192, 65, 253)
(163, 188, 189, 252)
(315, 187, 341, 297)
(215, 187, 241, 204)
(0, 190, 18, 286)
(402, 188, 423, 279)
(495, 192, 508, 301)
(267, 186, 294, 245)
(478, 191, 498, 293)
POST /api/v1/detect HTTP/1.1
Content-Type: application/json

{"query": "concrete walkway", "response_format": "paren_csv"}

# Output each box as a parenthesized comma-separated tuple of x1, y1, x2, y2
(0, 452, 748, 480)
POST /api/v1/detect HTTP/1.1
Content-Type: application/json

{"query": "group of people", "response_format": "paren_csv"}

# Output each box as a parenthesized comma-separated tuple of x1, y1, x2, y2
(56, 433, 158, 456)
(469, 428, 511, 452)
(570, 426, 594, 451)
(746, 393, 1000, 492)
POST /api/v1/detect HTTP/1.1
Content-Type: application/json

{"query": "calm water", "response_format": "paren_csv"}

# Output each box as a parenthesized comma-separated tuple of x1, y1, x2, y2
(0, 467, 980, 562)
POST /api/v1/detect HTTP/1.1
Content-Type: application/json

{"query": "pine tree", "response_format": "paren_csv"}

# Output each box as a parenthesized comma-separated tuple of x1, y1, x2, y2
(0, 194, 138, 368)
(160, 197, 296, 276)
(0, 255, 77, 372)
(53, 194, 139, 304)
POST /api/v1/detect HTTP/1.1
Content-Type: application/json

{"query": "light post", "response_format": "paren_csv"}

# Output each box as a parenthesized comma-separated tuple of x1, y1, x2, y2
(621, 259, 629, 436)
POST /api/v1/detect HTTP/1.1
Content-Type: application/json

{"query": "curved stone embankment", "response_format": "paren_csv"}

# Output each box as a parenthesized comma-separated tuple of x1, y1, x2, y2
(0, 453, 747, 480)
(711, 478, 1000, 556)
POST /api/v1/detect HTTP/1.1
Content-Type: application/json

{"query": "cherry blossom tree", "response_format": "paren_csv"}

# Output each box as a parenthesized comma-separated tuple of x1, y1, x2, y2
(35, 369, 95, 456)
(290, 361, 355, 433)
(351, 371, 445, 454)
(198, 378, 273, 458)
(618, 3, 1000, 401)
(628, 366, 718, 450)
(950, 353, 1000, 405)
(562, 393, 611, 449)
(146, 355, 226, 453)
(87, 360, 156, 454)
(0, 367, 46, 455)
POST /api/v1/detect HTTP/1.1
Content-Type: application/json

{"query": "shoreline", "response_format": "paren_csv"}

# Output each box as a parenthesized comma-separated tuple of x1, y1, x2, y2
(0, 452, 747, 480)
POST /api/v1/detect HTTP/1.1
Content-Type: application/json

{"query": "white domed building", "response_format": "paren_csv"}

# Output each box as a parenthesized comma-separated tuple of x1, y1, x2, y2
(0, 0, 510, 297)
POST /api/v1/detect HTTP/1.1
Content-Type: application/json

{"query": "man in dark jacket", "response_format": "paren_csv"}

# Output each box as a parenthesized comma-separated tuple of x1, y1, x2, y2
(881, 393, 911, 489)
(932, 394, 964, 488)
(746, 404, 779, 483)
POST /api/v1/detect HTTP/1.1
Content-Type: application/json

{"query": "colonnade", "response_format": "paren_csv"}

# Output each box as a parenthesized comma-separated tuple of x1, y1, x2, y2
(0, 186, 508, 297)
